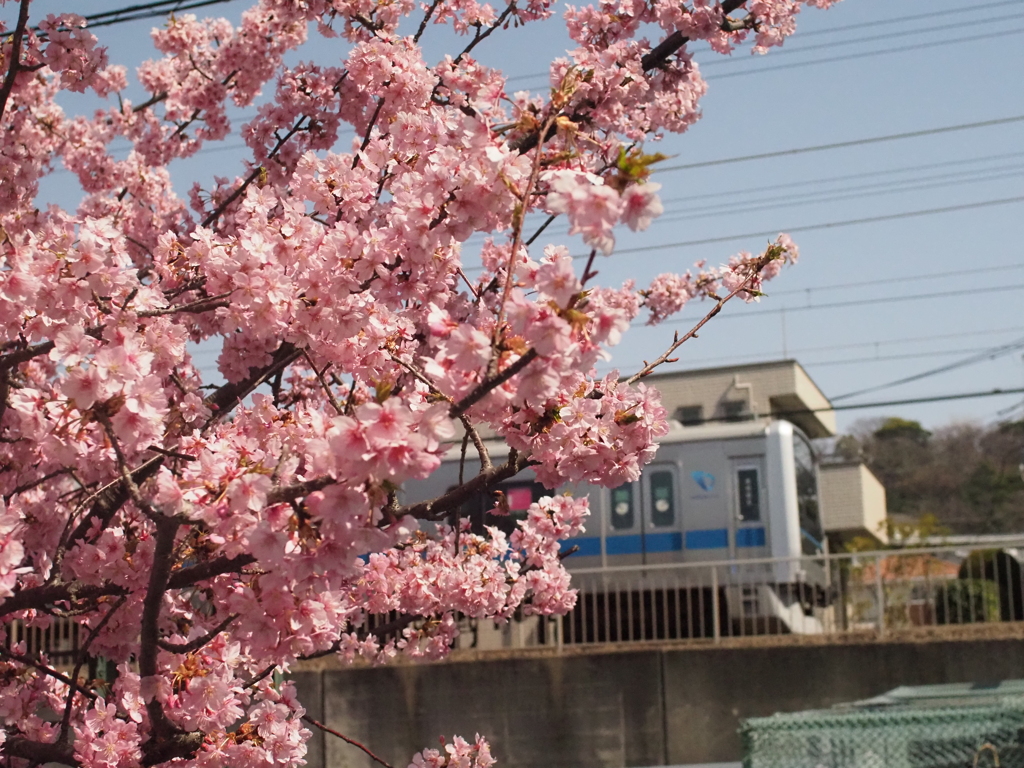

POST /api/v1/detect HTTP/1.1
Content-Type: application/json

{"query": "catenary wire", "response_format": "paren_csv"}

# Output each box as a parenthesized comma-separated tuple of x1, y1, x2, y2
(594, 196, 1024, 258)
(654, 115, 1024, 173)
(108, 114, 1024, 173)
(659, 283, 1024, 325)
(648, 168, 1024, 226)
(658, 151, 1024, 206)
(503, 0, 1024, 81)
(605, 349, 1024, 378)
(697, 11, 1024, 67)
(710, 27, 1024, 80)
(832, 337, 1024, 401)
(623, 325, 1024, 368)
(707, 388, 1024, 422)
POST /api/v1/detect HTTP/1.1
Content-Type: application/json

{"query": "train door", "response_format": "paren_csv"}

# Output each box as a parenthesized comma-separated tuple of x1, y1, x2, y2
(642, 464, 682, 565)
(729, 458, 770, 560)
(605, 480, 643, 565)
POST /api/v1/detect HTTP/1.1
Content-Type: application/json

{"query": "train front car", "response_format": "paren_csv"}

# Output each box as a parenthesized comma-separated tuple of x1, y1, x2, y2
(402, 418, 829, 644)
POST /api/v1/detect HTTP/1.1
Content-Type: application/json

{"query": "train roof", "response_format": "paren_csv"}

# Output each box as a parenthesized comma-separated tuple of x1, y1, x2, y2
(440, 418, 792, 462)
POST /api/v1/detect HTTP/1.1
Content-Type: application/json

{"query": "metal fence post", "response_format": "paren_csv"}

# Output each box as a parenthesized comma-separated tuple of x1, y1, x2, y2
(875, 553, 885, 637)
(712, 567, 721, 644)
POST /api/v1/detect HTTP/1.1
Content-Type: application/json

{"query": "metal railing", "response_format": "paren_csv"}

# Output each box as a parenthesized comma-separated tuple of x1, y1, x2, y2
(7, 541, 1024, 661)
(553, 540, 1024, 646)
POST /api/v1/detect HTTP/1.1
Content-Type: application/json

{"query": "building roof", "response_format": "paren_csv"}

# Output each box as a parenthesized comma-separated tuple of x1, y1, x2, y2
(641, 359, 836, 437)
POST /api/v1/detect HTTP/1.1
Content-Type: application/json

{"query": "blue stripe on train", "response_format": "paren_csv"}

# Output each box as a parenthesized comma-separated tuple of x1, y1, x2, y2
(685, 528, 729, 549)
(736, 527, 767, 547)
(605, 535, 643, 555)
(561, 536, 602, 557)
(644, 531, 683, 552)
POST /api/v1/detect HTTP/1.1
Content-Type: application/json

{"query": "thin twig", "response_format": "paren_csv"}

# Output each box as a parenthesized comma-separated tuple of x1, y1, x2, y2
(453, 1, 518, 66)
(201, 117, 307, 229)
(352, 96, 385, 171)
(138, 291, 232, 318)
(625, 268, 764, 385)
(525, 214, 557, 247)
(157, 612, 238, 654)
(59, 595, 127, 743)
(459, 415, 491, 471)
(580, 249, 598, 286)
(241, 664, 277, 690)
(0, 646, 97, 700)
(303, 352, 344, 415)
(456, 267, 481, 300)
(491, 112, 558, 370)
(301, 716, 394, 768)
(413, 0, 443, 42)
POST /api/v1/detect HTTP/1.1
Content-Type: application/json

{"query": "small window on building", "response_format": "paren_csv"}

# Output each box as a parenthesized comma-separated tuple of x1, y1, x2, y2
(649, 471, 675, 527)
(676, 405, 704, 426)
(723, 400, 750, 422)
(737, 468, 761, 522)
(610, 484, 635, 530)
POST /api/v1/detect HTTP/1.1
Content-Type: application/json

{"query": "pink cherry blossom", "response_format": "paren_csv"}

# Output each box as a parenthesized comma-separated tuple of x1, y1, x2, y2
(0, 0, 834, 766)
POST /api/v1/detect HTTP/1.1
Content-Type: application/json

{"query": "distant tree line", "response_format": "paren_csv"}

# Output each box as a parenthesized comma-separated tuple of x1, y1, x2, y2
(828, 416, 1024, 534)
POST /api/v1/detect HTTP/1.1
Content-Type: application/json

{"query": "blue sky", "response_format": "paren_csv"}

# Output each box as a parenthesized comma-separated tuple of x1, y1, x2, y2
(10, 0, 1024, 433)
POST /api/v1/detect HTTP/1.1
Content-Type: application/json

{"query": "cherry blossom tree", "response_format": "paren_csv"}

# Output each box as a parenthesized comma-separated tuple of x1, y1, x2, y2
(0, 0, 832, 767)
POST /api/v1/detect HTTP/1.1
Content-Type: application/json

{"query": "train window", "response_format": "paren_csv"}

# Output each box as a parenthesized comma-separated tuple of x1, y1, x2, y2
(610, 484, 634, 530)
(793, 433, 824, 555)
(649, 472, 675, 527)
(737, 468, 761, 522)
(448, 482, 545, 537)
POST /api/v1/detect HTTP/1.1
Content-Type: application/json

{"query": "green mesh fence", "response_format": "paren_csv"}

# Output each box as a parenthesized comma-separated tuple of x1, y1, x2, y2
(741, 699, 1024, 768)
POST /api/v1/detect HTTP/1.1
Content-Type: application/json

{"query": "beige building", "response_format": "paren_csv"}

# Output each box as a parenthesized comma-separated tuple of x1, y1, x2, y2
(643, 359, 836, 438)
(818, 461, 889, 545)
(645, 360, 887, 544)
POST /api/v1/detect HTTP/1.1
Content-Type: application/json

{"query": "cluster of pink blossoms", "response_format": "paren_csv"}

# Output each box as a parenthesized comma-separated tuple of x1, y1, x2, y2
(0, 1, 836, 767)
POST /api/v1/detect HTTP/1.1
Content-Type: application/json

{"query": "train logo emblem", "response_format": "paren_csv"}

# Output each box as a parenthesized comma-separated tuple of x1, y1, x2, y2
(691, 471, 715, 492)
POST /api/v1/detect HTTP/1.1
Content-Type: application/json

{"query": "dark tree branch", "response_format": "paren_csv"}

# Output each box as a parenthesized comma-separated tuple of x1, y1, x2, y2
(2, 736, 77, 767)
(157, 612, 238, 653)
(140, 518, 179, 734)
(265, 476, 335, 506)
(202, 343, 302, 429)
(60, 595, 127, 744)
(640, 0, 746, 71)
(167, 553, 256, 590)
(0, 646, 96, 699)
(0, 0, 32, 123)
(0, 582, 126, 620)
(450, 349, 539, 418)
(398, 450, 527, 520)
(201, 116, 307, 229)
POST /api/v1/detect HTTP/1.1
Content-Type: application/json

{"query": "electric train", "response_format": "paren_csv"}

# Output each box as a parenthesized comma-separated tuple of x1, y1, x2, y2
(403, 418, 829, 636)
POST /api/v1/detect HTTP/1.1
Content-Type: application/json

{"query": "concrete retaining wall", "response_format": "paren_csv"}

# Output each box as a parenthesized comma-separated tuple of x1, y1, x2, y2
(292, 635, 1024, 768)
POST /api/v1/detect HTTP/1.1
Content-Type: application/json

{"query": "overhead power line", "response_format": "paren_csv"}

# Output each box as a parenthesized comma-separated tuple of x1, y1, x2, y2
(832, 337, 1024, 402)
(505, 0, 1024, 82)
(608, 326, 1024, 371)
(765, 388, 1024, 419)
(794, 0, 1024, 38)
(647, 388, 1024, 425)
(600, 196, 1024, 257)
(639, 168, 1024, 227)
(711, 27, 1024, 80)
(659, 150, 1024, 206)
(770, 262, 1024, 297)
(699, 10, 1024, 67)
(655, 116, 1024, 173)
(660, 283, 1024, 325)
